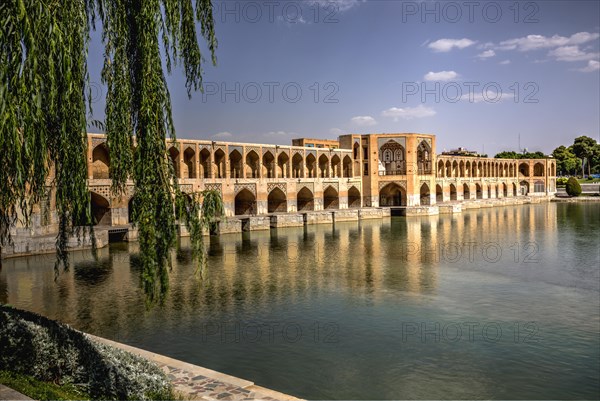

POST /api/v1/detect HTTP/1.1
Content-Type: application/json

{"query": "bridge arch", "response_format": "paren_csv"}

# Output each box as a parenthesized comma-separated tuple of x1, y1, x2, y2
(306, 154, 317, 178)
(452, 161, 458, 177)
(331, 155, 341, 178)
(245, 150, 260, 178)
(323, 186, 339, 209)
(379, 183, 406, 206)
(199, 148, 211, 178)
(519, 162, 529, 177)
(343, 156, 353, 178)
(91, 143, 110, 179)
(262, 151, 275, 178)
(318, 154, 330, 178)
(277, 151, 290, 178)
(213, 148, 226, 178)
(183, 147, 196, 178)
(463, 183, 471, 200)
(348, 186, 361, 208)
(267, 187, 287, 213)
(235, 188, 255, 215)
(229, 149, 243, 178)
(420, 183, 431, 205)
(292, 153, 303, 178)
(90, 191, 111, 225)
(533, 162, 545, 177)
(297, 187, 314, 211)
(476, 183, 483, 199)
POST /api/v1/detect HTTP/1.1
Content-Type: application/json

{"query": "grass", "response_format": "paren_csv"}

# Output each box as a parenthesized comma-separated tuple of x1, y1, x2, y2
(0, 370, 90, 401)
(577, 178, 600, 183)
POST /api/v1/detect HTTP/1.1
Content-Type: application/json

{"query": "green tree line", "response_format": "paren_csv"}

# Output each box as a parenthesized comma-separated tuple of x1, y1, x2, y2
(494, 136, 600, 176)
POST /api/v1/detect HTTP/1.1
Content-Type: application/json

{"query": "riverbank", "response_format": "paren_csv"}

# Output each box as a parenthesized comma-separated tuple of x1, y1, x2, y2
(88, 335, 302, 401)
(551, 196, 600, 202)
(0, 304, 301, 401)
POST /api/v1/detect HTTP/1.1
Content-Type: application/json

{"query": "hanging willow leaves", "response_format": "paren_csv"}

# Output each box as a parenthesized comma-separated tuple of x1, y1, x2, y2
(1, 0, 93, 268)
(0, 0, 219, 304)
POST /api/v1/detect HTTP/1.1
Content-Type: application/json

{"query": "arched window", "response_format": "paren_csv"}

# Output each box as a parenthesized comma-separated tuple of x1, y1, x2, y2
(379, 140, 406, 175)
(417, 140, 432, 174)
(383, 149, 392, 163)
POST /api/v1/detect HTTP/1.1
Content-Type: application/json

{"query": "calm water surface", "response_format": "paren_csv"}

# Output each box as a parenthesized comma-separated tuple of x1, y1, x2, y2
(1, 203, 599, 399)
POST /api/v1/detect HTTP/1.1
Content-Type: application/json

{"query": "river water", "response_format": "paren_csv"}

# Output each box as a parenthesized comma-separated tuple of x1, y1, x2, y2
(1, 202, 599, 399)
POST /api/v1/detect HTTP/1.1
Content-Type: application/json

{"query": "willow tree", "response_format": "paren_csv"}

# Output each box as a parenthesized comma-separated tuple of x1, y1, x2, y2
(0, 0, 221, 303)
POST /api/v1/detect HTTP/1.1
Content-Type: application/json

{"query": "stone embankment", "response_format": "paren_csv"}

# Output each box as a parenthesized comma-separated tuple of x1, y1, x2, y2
(551, 196, 600, 202)
(89, 335, 303, 401)
(2, 198, 561, 259)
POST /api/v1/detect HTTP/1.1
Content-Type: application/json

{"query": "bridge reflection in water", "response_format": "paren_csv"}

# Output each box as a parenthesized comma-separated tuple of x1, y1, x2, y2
(1, 202, 599, 400)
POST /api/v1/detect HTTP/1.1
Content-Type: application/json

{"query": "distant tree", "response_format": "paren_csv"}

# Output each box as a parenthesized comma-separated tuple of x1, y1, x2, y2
(523, 151, 546, 159)
(565, 177, 582, 196)
(552, 145, 580, 175)
(495, 151, 522, 159)
(591, 143, 600, 174)
(571, 136, 598, 177)
(495, 150, 547, 159)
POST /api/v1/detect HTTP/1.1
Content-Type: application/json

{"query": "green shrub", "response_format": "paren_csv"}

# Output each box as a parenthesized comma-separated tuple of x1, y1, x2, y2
(565, 177, 582, 196)
(0, 305, 173, 400)
(556, 177, 568, 187)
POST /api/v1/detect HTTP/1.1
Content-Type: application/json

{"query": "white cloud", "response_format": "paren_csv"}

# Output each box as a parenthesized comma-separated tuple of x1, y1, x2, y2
(548, 46, 599, 62)
(578, 60, 600, 72)
(311, 0, 364, 12)
(498, 32, 600, 52)
(477, 50, 496, 59)
(213, 131, 233, 139)
(461, 90, 506, 103)
(351, 116, 377, 126)
(428, 38, 476, 52)
(499, 60, 511, 65)
(424, 70, 459, 81)
(381, 105, 436, 121)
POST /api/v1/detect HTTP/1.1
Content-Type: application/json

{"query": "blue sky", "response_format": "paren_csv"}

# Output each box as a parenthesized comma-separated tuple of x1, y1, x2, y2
(87, 0, 600, 156)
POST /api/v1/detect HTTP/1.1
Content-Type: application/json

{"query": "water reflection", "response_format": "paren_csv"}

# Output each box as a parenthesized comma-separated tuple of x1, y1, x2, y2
(0, 203, 598, 399)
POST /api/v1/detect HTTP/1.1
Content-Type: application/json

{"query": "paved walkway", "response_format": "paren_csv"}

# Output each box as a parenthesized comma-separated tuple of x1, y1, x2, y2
(88, 334, 303, 401)
(0, 384, 32, 401)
